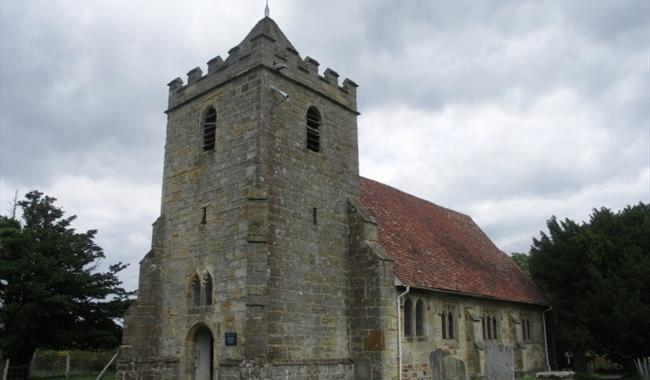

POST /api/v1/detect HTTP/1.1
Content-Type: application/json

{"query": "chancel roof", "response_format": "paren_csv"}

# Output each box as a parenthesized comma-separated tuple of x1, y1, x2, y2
(360, 177, 547, 305)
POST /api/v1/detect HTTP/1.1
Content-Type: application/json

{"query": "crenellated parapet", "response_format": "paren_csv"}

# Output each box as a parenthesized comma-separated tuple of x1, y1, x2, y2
(166, 17, 358, 113)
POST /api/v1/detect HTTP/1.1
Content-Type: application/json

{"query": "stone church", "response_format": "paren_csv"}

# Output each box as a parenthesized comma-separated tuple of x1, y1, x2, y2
(117, 11, 550, 380)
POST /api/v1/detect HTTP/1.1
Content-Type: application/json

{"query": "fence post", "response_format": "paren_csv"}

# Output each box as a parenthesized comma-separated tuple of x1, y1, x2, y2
(30, 349, 38, 374)
(65, 354, 70, 379)
(3, 359, 9, 380)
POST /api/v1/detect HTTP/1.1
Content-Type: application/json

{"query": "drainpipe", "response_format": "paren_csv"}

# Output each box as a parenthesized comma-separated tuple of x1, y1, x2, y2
(396, 286, 410, 380)
(542, 306, 553, 371)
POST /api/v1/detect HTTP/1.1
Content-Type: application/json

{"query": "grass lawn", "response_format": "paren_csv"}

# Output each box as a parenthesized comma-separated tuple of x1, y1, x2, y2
(517, 374, 641, 380)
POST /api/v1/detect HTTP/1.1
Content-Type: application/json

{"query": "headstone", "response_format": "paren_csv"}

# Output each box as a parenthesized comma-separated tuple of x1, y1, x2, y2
(354, 356, 372, 380)
(485, 344, 514, 380)
(536, 371, 576, 379)
(429, 349, 468, 380)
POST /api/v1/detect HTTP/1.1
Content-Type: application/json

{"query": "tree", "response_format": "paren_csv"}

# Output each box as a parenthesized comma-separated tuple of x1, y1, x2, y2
(528, 203, 650, 364)
(0, 191, 133, 378)
(510, 252, 530, 276)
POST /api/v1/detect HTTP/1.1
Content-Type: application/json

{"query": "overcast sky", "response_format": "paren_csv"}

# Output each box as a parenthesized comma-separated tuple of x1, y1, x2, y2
(1, 0, 648, 291)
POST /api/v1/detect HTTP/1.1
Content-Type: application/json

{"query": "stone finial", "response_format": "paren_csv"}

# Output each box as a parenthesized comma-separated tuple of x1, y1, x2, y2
(323, 68, 339, 85)
(304, 56, 320, 75)
(187, 67, 203, 84)
(167, 77, 183, 91)
(207, 56, 225, 74)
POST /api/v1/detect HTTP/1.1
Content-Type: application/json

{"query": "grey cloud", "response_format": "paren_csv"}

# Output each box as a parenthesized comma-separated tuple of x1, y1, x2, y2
(1, 0, 648, 290)
(1, 0, 171, 185)
(314, 0, 650, 114)
(560, 0, 650, 44)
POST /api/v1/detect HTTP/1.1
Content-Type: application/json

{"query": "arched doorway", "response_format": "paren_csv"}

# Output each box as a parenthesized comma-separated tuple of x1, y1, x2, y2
(193, 325, 214, 380)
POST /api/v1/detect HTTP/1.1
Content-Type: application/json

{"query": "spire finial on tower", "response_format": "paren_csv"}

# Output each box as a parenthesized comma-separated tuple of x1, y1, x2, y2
(264, 0, 270, 18)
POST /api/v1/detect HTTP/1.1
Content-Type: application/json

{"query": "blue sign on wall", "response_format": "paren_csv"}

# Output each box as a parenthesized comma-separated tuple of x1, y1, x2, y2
(225, 332, 237, 347)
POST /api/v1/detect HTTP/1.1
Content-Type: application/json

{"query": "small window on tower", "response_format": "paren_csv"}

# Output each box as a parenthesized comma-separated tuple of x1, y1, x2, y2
(191, 274, 201, 307)
(204, 272, 213, 306)
(201, 206, 207, 225)
(203, 107, 217, 151)
(306, 106, 321, 152)
(312, 207, 318, 225)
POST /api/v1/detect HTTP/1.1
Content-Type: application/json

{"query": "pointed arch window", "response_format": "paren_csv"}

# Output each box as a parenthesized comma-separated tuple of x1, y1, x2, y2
(482, 309, 499, 340)
(441, 304, 456, 340)
(403, 298, 413, 337)
(191, 274, 201, 307)
(204, 273, 213, 306)
(521, 314, 532, 341)
(203, 107, 217, 151)
(306, 106, 321, 152)
(415, 299, 425, 336)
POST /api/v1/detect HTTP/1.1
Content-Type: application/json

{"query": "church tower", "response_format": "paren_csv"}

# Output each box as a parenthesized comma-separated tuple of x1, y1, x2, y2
(117, 11, 397, 380)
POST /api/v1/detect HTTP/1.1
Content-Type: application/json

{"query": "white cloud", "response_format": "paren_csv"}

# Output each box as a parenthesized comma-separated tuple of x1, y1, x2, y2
(359, 85, 649, 252)
(1, 176, 159, 290)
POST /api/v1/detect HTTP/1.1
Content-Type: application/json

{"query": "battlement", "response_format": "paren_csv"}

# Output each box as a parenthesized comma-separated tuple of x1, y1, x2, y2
(166, 17, 358, 113)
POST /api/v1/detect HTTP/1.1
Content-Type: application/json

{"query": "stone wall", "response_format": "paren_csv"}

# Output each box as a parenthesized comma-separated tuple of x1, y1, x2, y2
(348, 200, 399, 380)
(259, 68, 359, 366)
(399, 290, 547, 380)
(159, 68, 262, 372)
(118, 65, 264, 378)
(222, 360, 355, 380)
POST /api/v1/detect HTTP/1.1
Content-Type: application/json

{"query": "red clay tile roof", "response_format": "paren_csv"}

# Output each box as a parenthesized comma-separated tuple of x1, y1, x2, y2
(360, 177, 547, 305)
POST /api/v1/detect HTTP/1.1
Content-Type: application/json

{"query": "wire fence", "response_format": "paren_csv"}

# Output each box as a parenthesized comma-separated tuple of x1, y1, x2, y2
(1, 349, 116, 380)
(636, 357, 650, 380)
(1, 364, 30, 380)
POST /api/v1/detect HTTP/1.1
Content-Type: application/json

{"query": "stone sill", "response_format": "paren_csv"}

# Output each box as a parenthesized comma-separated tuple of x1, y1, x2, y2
(188, 305, 215, 314)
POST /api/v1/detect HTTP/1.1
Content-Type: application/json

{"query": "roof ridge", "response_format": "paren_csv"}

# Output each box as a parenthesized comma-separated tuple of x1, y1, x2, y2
(359, 176, 473, 220)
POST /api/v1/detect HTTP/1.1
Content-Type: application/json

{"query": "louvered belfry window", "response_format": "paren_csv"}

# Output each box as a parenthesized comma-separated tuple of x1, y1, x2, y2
(203, 107, 217, 151)
(306, 107, 321, 152)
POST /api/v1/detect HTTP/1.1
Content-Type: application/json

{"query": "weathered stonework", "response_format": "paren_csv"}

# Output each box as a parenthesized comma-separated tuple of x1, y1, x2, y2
(118, 16, 367, 380)
(117, 13, 549, 380)
(398, 291, 547, 380)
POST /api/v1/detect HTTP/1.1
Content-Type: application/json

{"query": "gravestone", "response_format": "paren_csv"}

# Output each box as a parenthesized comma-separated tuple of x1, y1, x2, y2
(429, 349, 468, 380)
(354, 356, 372, 380)
(485, 344, 514, 380)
